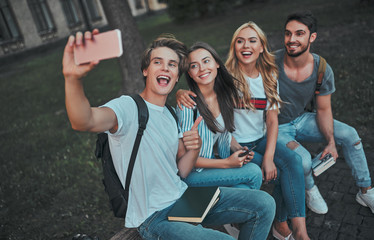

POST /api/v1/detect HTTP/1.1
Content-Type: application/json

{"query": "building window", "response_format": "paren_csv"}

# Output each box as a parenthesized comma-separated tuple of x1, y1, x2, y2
(0, 0, 21, 43)
(83, 0, 101, 21)
(135, 0, 143, 10)
(61, 0, 80, 27)
(27, 0, 55, 34)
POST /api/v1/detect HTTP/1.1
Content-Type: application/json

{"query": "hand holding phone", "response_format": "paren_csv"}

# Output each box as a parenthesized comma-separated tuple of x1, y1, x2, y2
(74, 29, 123, 65)
(238, 149, 250, 157)
(238, 146, 256, 157)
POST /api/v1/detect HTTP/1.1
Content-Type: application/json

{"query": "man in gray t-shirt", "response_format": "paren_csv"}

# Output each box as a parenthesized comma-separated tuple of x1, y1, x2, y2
(276, 48, 335, 125)
(275, 11, 373, 216)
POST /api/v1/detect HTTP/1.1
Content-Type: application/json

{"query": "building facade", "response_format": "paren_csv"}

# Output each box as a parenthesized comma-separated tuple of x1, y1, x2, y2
(0, 0, 166, 57)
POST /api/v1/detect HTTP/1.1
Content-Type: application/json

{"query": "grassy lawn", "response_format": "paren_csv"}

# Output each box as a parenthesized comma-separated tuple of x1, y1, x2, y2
(0, 0, 373, 239)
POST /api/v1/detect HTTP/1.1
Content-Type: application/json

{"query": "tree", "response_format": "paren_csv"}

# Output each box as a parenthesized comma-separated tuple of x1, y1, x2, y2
(100, 0, 146, 94)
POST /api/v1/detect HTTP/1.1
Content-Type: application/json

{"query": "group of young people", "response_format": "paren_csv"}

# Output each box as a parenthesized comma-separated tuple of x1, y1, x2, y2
(62, 10, 374, 240)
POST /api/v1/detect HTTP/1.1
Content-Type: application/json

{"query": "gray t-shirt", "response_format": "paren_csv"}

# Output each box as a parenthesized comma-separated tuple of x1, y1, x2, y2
(275, 49, 336, 124)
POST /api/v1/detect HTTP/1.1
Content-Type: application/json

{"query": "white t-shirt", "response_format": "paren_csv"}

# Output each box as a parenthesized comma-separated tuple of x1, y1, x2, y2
(102, 96, 187, 228)
(233, 73, 279, 143)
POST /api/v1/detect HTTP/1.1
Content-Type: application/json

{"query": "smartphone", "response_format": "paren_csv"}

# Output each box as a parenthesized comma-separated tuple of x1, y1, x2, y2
(238, 150, 249, 157)
(74, 29, 123, 65)
(238, 146, 256, 157)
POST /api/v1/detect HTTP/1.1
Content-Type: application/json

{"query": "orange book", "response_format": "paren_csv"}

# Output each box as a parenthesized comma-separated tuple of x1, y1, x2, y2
(74, 29, 123, 65)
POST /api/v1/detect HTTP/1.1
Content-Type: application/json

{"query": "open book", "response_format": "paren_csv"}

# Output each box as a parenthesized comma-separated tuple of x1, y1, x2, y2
(312, 153, 335, 177)
(168, 186, 220, 223)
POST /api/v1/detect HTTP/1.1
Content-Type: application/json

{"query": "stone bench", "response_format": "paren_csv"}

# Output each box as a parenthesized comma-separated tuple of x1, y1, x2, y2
(109, 226, 228, 240)
(109, 228, 141, 240)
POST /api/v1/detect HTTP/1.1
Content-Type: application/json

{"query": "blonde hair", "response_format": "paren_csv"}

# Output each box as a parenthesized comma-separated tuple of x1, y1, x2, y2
(225, 21, 282, 112)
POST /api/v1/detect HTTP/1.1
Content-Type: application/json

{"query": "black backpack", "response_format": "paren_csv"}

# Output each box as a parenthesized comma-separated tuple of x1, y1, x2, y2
(95, 94, 178, 218)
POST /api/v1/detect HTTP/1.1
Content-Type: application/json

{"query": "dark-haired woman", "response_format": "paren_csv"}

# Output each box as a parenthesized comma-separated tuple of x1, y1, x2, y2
(176, 42, 262, 191)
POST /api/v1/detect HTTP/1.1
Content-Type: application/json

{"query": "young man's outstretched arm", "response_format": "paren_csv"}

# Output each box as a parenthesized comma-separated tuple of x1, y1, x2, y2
(62, 30, 118, 133)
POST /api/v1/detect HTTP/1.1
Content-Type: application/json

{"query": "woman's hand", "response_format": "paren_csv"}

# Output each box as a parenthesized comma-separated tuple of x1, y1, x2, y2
(244, 148, 255, 164)
(262, 158, 277, 183)
(225, 149, 252, 168)
(176, 89, 197, 109)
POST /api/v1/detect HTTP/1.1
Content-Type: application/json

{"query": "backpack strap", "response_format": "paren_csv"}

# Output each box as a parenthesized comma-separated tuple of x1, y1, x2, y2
(165, 103, 180, 133)
(165, 103, 178, 123)
(125, 94, 149, 197)
(305, 55, 327, 112)
(315, 56, 327, 94)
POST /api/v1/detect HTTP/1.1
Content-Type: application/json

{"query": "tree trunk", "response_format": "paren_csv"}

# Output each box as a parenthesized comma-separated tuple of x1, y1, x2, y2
(100, 0, 146, 95)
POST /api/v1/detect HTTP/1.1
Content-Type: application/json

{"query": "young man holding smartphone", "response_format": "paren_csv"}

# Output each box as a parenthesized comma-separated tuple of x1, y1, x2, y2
(62, 30, 275, 239)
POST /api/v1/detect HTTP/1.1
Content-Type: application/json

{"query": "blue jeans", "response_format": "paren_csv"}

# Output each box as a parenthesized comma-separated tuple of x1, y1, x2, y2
(240, 136, 305, 222)
(138, 187, 275, 240)
(183, 162, 262, 190)
(278, 112, 372, 190)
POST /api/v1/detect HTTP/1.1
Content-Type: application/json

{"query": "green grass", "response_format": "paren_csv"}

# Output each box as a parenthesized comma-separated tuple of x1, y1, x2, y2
(0, 0, 373, 239)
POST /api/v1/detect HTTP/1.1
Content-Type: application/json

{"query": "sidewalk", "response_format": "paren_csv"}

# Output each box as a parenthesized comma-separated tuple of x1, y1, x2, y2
(301, 147, 374, 240)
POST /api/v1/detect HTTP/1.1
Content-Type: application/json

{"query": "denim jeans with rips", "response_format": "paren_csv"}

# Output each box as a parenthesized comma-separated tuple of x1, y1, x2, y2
(240, 136, 306, 222)
(277, 112, 372, 190)
(138, 187, 275, 240)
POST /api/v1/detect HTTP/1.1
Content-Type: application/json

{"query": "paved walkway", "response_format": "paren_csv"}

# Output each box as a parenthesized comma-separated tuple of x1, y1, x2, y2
(299, 145, 374, 240)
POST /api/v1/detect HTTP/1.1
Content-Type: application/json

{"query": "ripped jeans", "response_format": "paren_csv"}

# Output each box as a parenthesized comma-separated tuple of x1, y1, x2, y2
(278, 112, 372, 190)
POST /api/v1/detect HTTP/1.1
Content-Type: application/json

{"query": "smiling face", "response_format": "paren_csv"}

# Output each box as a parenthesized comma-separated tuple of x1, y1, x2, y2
(142, 46, 179, 97)
(234, 27, 263, 69)
(284, 20, 316, 57)
(188, 48, 219, 88)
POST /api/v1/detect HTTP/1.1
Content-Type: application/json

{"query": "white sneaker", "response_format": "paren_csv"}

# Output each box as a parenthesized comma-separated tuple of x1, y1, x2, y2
(223, 224, 239, 239)
(272, 225, 295, 240)
(306, 185, 328, 214)
(356, 188, 374, 213)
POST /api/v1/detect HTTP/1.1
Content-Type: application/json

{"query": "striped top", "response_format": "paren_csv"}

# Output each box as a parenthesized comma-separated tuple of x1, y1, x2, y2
(233, 73, 280, 143)
(176, 105, 232, 172)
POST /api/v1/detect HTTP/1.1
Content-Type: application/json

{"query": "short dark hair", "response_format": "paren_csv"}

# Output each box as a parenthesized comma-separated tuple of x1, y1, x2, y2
(141, 34, 188, 80)
(285, 10, 317, 33)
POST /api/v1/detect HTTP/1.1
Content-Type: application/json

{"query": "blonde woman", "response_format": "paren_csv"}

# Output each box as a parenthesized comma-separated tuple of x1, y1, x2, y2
(177, 22, 310, 240)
